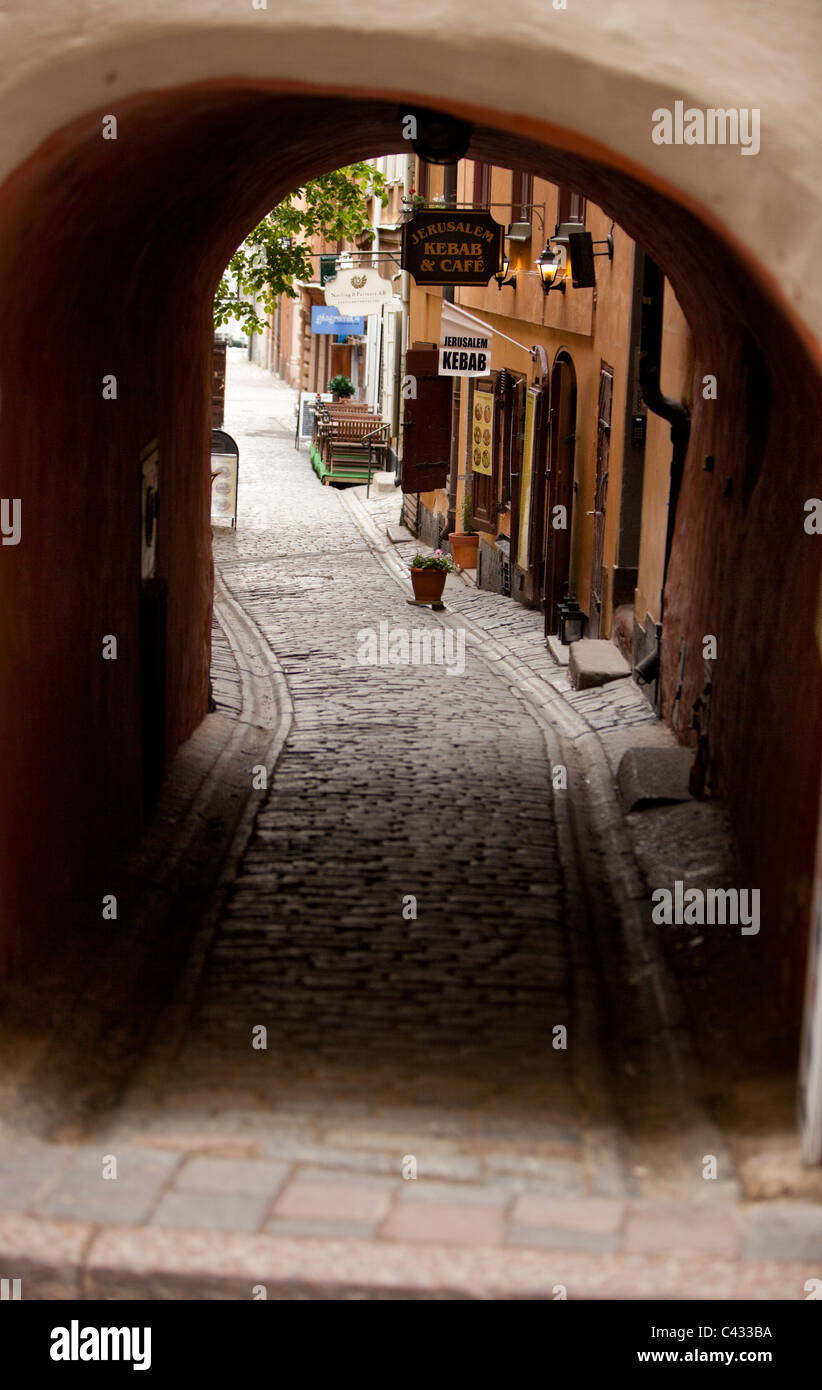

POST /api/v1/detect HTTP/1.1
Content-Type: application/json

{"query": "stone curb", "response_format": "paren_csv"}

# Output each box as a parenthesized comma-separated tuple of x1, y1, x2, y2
(1, 1216, 818, 1301)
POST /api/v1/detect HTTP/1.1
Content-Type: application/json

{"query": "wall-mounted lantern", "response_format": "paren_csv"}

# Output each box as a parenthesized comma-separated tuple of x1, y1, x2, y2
(403, 107, 472, 164)
(495, 251, 517, 291)
(535, 243, 566, 295)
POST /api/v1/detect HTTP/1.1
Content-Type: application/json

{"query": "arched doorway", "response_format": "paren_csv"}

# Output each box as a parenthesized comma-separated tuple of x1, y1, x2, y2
(543, 350, 577, 636)
(0, 55, 817, 1072)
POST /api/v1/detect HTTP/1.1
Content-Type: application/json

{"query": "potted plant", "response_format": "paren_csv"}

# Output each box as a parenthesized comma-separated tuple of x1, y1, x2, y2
(327, 374, 355, 401)
(449, 480, 480, 569)
(402, 189, 427, 214)
(409, 549, 455, 603)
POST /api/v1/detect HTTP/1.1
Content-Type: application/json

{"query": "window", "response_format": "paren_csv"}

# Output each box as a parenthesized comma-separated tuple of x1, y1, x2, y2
(557, 186, 585, 226)
(511, 171, 533, 223)
(415, 157, 430, 201)
(473, 160, 491, 207)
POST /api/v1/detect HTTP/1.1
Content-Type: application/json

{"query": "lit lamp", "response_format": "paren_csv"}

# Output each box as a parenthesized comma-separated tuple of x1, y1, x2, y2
(535, 243, 566, 295)
(558, 596, 585, 644)
(495, 252, 517, 291)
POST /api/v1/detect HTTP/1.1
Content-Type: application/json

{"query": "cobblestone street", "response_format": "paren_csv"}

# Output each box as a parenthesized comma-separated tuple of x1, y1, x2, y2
(129, 353, 611, 1216)
(1, 353, 820, 1300)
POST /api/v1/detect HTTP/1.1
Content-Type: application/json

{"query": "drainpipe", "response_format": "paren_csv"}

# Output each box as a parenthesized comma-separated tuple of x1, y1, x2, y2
(397, 152, 415, 446)
(442, 163, 459, 537)
(368, 162, 382, 411)
(635, 260, 690, 701)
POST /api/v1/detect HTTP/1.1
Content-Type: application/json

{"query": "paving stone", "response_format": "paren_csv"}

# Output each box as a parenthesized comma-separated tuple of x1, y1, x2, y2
(0, 1146, 75, 1214)
(744, 1202, 822, 1261)
(397, 1180, 512, 1208)
(382, 1201, 506, 1246)
(34, 1147, 180, 1225)
(151, 1190, 272, 1233)
(273, 1169, 398, 1224)
(175, 1157, 291, 1198)
(509, 1194, 624, 1252)
(624, 1201, 744, 1259)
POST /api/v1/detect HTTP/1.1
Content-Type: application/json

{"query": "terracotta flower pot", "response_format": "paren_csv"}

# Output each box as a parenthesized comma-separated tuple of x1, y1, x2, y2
(449, 532, 480, 569)
(410, 567, 447, 603)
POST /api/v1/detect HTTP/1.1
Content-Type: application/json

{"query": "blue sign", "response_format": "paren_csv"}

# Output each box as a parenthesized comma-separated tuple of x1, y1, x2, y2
(311, 306, 366, 336)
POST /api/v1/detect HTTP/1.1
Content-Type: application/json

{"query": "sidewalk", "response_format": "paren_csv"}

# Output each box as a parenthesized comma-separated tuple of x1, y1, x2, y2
(0, 354, 819, 1301)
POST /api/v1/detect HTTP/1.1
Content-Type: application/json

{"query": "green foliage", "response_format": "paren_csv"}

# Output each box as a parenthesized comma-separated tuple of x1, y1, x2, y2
(410, 550, 456, 572)
(214, 162, 387, 336)
(327, 374, 355, 398)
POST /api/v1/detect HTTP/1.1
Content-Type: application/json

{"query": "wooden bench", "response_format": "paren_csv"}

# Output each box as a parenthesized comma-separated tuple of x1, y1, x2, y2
(310, 407, 389, 485)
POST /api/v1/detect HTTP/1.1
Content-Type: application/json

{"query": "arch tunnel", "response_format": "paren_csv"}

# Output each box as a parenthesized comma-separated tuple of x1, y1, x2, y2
(0, 5, 819, 1039)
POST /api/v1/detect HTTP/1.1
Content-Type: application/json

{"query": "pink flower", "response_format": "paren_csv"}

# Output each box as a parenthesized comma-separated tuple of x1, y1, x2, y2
(435, 548, 443, 556)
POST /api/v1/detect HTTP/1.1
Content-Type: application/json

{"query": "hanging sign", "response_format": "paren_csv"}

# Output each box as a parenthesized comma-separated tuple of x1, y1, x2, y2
(311, 306, 366, 335)
(438, 300, 493, 377)
(402, 210, 504, 286)
(471, 384, 495, 475)
(439, 329, 491, 377)
(324, 267, 393, 317)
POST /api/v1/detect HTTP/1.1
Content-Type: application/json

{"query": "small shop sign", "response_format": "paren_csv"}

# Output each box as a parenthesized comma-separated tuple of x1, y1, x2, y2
(324, 267, 393, 317)
(211, 429, 239, 528)
(311, 306, 366, 335)
(402, 210, 504, 286)
(438, 330, 490, 377)
(471, 383, 495, 476)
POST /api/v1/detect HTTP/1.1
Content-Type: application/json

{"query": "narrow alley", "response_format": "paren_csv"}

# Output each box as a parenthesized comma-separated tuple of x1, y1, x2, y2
(0, 353, 817, 1302)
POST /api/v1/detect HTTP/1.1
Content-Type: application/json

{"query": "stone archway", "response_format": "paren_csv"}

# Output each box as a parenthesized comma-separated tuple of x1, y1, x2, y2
(0, 10, 818, 1024)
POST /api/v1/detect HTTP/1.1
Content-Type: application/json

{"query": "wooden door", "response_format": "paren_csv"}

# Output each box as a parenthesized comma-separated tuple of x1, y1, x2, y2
(400, 347, 453, 493)
(543, 354, 577, 635)
(588, 362, 613, 637)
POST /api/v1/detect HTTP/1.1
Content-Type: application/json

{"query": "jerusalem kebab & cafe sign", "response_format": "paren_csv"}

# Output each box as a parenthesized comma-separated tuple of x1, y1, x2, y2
(402, 209, 504, 287)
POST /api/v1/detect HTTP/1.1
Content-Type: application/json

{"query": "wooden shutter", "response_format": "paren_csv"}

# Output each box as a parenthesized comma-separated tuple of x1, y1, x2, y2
(400, 347, 452, 494)
(473, 161, 491, 207)
(557, 187, 586, 226)
(511, 171, 533, 224)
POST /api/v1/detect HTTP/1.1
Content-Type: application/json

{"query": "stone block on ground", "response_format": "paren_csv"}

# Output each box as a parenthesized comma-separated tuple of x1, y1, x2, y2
(386, 523, 414, 544)
(617, 745, 695, 811)
(546, 635, 569, 667)
(568, 639, 631, 690)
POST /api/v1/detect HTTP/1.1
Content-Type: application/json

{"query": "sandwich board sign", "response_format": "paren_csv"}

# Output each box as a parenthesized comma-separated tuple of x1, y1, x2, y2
(210, 429, 239, 528)
(296, 391, 333, 446)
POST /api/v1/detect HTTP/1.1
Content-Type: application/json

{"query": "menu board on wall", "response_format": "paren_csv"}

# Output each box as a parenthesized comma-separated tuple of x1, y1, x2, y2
(471, 385, 494, 476)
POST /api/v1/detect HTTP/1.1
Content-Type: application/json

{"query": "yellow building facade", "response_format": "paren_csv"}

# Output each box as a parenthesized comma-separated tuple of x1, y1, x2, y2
(404, 158, 694, 662)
